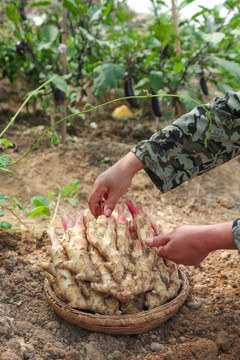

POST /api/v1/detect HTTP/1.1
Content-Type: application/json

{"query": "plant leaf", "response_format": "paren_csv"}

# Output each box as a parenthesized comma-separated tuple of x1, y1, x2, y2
(0, 194, 10, 202)
(0, 155, 10, 167)
(31, 196, 50, 208)
(201, 32, 225, 45)
(43, 25, 59, 42)
(28, 206, 51, 217)
(28, 206, 47, 217)
(178, 0, 196, 10)
(67, 197, 79, 207)
(163, 110, 174, 121)
(51, 133, 59, 146)
(100, 157, 110, 163)
(0, 221, 13, 230)
(60, 183, 74, 196)
(71, 179, 80, 190)
(50, 75, 68, 93)
(150, 21, 174, 48)
(63, 0, 79, 15)
(135, 78, 151, 90)
(0, 139, 13, 149)
(93, 63, 125, 98)
(11, 198, 26, 212)
(0, 167, 13, 177)
(213, 58, 240, 82)
(150, 71, 163, 93)
(6, 4, 21, 23)
(30, 1, 52, 6)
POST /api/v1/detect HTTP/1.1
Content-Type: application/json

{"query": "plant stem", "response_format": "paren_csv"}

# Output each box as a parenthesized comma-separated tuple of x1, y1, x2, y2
(171, 0, 181, 55)
(0, 75, 57, 139)
(1, 205, 30, 230)
(61, 5, 68, 143)
(5, 93, 212, 168)
(49, 192, 62, 228)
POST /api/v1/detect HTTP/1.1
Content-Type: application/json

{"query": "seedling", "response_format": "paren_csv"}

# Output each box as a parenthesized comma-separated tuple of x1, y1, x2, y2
(0, 139, 13, 149)
(100, 157, 110, 163)
(28, 193, 55, 218)
(0, 193, 29, 230)
(58, 179, 80, 207)
(0, 178, 80, 231)
(0, 221, 13, 231)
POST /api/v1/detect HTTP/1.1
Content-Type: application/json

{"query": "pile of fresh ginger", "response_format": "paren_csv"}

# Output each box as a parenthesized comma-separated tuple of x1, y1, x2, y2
(41, 200, 183, 315)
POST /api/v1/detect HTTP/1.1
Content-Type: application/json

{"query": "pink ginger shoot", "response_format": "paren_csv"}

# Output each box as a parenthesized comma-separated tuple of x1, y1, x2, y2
(75, 211, 85, 230)
(62, 213, 71, 231)
(118, 204, 127, 223)
(133, 239, 143, 251)
(149, 216, 163, 235)
(126, 199, 139, 217)
(129, 220, 136, 237)
(48, 227, 61, 248)
(136, 202, 148, 219)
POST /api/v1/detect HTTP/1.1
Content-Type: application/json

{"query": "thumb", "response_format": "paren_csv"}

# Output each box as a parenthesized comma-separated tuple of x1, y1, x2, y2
(103, 194, 120, 217)
(146, 234, 170, 247)
(157, 244, 168, 259)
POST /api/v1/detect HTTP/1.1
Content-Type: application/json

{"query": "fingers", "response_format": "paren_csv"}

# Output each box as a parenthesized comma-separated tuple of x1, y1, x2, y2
(102, 192, 121, 217)
(146, 234, 171, 260)
(146, 234, 170, 247)
(157, 245, 169, 260)
(88, 185, 108, 218)
(88, 185, 119, 219)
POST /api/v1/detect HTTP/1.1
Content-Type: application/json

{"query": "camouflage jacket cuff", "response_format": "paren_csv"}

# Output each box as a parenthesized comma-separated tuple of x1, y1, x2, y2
(232, 218, 240, 254)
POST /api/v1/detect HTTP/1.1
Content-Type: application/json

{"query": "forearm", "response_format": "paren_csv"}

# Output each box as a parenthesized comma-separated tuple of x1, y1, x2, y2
(147, 221, 238, 266)
(204, 222, 236, 253)
(132, 91, 240, 193)
(114, 151, 146, 177)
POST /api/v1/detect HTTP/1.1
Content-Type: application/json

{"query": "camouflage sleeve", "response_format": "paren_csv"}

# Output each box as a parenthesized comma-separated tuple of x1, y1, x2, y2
(132, 91, 240, 193)
(232, 218, 240, 254)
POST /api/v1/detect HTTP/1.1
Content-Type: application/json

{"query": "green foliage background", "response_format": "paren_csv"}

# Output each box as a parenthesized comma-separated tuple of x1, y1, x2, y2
(0, 0, 239, 117)
(0, 0, 239, 229)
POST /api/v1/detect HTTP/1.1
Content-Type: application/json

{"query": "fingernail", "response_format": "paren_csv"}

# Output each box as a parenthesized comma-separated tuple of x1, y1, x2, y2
(105, 208, 112, 217)
(146, 238, 153, 246)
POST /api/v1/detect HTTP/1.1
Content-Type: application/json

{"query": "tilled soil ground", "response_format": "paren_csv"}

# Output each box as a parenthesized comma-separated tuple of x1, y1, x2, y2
(1, 107, 240, 360)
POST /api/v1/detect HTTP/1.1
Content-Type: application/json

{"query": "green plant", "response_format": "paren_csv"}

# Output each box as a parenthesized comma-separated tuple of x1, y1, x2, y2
(0, 178, 81, 231)
(58, 179, 80, 208)
(0, 192, 29, 230)
(0, 155, 13, 177)
(0, 76, 213, 177)
(1, 0, 239, 118)
(0, 190, 55, 231)
(100, 157, 110, 164)
(49, 179, 81, 227)
(28, 193, 55, 218)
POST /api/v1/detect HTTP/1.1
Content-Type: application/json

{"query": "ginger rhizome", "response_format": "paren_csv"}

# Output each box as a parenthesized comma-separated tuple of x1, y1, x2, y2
(42, 200, 183, 315)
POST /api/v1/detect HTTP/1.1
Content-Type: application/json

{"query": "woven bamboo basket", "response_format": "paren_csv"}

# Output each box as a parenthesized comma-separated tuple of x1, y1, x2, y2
(44, 268, 189, 335)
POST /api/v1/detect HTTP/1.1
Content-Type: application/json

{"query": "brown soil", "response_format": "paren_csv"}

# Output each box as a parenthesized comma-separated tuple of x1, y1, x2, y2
(1, 106, 240, 360)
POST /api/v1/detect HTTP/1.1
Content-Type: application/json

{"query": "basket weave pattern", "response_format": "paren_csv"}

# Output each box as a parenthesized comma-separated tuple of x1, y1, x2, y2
(44, 268, 189, 334)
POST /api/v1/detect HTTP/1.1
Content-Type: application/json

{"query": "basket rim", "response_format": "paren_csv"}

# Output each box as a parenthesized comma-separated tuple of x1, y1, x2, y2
(43, 267, 189, 334)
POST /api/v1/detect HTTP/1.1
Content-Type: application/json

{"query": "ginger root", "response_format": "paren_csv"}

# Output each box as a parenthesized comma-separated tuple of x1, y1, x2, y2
(41, 200, 183, 315)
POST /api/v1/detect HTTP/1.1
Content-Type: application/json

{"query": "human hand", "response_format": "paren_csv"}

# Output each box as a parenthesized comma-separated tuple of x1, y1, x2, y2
(146, 222, 235, 266)
(88, 152, 146, 218)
